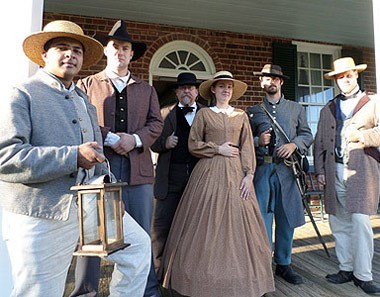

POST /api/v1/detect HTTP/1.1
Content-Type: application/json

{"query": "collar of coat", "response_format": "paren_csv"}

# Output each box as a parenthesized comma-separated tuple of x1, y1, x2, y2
(328, 91, 374, 118)
(95, 70, 143, 85)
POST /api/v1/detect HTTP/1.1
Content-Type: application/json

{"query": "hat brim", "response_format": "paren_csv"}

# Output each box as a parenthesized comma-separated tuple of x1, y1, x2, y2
(253, 71, 290, 80)
(94, 33, 147, 61)
(173, 81, 201, 88)
(324, 64, 367, 79)
(23, 31, 104, 68)
(199, 78, 248, 101)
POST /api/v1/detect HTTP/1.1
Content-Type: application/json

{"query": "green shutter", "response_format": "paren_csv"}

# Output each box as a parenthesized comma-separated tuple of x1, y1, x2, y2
(273, 42, 298, 101)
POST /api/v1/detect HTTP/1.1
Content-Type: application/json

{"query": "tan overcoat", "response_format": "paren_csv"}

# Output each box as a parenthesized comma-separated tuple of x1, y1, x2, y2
(314, 93, 380, 215)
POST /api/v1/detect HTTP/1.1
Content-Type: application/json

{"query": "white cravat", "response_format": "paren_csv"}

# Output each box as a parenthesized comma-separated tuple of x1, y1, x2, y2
(178, 102, 197, 126)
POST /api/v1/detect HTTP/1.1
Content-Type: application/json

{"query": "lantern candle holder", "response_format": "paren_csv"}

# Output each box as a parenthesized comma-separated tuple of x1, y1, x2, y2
(71, 175, 129, 257)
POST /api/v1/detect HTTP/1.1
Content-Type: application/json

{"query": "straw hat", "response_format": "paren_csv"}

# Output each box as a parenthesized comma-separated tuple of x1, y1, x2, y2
(94, 20, 147, 61)
(324, 57, 367, 79)
(253, 64, 289, 80)
(23, 20, 104, 68)
(199, 71, 247, 101)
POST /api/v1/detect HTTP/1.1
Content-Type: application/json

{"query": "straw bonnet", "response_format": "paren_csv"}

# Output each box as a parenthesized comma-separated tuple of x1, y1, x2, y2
(253, 64, 289, 80)
(199, 71, 248, 101)
(324, 57, 367, 79)
(94, 20, 147, 61)
(23, 20, 104, 68)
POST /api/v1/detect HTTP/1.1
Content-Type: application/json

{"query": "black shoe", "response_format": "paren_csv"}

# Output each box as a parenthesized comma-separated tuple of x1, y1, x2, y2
(353, 275, 380, 295)
(326, 270, 353, 284)
(275, 265, 305, 285)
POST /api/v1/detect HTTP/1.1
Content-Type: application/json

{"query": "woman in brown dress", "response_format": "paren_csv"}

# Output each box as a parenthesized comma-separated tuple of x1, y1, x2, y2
(159, 71, 275, 297)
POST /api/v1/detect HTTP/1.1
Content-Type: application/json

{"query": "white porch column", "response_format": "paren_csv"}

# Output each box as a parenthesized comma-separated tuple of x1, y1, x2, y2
(0, 0, 44, 294)
(373, 0, 380, 93)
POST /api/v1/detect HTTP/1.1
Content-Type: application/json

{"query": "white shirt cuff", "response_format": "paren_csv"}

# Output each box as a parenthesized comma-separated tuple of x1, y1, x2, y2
(133, 134, 142, 148)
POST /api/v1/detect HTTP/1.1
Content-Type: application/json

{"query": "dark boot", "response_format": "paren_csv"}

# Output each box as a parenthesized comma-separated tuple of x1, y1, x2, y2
(353, 275, 380, 295)
(275, 264, 304, 285)
(326, 270, 353, 284)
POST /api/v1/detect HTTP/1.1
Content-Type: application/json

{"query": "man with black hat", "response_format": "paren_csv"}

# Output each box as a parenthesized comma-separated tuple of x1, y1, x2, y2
(247, 64, 313, 285)
(150, 72, 203, 274)
(314, 57, 380, 294)
(71, 20, 163, 297)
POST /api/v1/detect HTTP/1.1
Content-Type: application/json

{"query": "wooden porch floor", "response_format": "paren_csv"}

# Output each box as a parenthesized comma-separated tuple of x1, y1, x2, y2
(266, 214, 380, 297)
(64, 214, 380, 297)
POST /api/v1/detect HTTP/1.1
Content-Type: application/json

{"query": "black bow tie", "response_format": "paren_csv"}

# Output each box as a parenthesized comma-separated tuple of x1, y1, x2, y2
(181, 106, 194, 115)
(339, 89, 361, 101)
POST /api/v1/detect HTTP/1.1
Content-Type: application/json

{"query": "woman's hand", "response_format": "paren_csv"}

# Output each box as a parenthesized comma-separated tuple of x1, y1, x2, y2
(240, 174, 254, 200)
(218, 142, 240, 157)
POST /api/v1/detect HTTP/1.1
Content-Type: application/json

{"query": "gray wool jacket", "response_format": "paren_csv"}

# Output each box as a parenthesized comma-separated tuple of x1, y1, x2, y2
(0, 69, 107, 221)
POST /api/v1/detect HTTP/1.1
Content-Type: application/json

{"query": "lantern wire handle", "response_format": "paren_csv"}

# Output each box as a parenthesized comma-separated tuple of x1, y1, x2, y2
(104, 158, 116, 183)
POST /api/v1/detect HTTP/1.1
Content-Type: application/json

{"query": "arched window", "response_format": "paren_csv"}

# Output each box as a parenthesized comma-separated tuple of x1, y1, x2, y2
(149, 40, 215, 107)
(149, 40, 215, 83)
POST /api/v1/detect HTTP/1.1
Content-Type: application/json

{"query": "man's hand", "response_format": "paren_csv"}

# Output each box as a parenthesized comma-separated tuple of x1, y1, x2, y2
(347, 129, 363, 143)
(218, 142, 240, 157)
(258, 129, 272, 147)
(111, 133, 136, 155)
(317, 174, 326, 186)
(78, 142, 105, 170)
(165, 132, 178, 149)
(277, 143, 297, 159)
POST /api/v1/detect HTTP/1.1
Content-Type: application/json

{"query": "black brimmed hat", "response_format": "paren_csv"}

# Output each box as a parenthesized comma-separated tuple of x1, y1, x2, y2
(254, 64, 289, 80)
(174, 72, 200, 88)
(94, 20, 147, 61)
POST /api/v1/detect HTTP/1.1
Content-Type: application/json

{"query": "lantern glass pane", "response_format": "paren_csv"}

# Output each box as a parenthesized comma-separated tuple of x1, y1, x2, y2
(82, 192, 100, 244)
(105, 191, 117, 243)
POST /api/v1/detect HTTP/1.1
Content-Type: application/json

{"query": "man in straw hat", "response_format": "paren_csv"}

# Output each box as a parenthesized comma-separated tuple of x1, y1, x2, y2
(71, 19, 163, 297)
(247, 64, 313, 285)
(314, 57, 380, 294)
(0, 20, 151, 297)
(150, 72, 203, 276)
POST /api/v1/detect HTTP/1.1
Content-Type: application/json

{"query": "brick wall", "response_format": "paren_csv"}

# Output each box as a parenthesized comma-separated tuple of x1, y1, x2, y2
(44, 13, 376, 109)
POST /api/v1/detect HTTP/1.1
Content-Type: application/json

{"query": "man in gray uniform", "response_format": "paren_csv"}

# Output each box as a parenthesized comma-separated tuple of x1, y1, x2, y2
(0, 20, 151, 297)
(247, 64, 313, 285)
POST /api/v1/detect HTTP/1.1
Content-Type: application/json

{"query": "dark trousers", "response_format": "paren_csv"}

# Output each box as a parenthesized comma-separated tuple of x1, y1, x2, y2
(70, 156, 157, 297)
(152, 163, 191, 274)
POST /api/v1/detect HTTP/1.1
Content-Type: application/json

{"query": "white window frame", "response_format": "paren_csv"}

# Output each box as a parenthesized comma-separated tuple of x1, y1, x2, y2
(149, 40, 216, 85)
(292, 42, 342, 165)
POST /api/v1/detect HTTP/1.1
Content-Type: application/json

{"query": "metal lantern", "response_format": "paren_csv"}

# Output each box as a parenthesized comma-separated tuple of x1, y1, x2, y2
(71, 175, 129, 256)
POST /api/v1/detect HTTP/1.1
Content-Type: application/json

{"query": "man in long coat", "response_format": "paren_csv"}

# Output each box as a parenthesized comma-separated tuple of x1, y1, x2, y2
(314, 57, 380, 294)
(71, 20, 163, 297)
(151, 72, 203, 273)
(247, 64, 313, 285)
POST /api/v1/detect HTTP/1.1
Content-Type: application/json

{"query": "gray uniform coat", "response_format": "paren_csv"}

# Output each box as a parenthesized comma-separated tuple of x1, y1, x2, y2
(313, 92, 380, 215)
(0, 69, 106, 221)
(247, 96, 313, 228)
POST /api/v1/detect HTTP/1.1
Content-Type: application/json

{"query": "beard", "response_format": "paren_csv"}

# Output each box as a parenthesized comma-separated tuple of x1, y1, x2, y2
(180, 95, 192, 106)
(263, 84, 278, 95)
